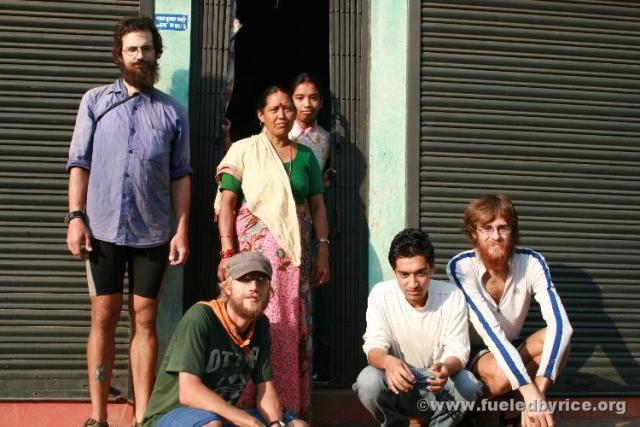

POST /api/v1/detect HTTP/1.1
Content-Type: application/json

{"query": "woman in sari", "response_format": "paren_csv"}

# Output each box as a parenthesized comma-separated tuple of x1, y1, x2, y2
(214, 86, 330, 420)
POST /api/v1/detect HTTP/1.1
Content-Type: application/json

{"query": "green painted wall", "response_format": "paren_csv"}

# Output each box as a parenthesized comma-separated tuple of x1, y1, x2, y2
(153, 0, 192, 359)
(367, 0, 409, 288)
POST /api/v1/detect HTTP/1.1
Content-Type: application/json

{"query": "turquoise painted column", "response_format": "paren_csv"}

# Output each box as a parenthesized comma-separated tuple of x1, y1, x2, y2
(367, 0, 409, 289)
(153, 0, 192, 358)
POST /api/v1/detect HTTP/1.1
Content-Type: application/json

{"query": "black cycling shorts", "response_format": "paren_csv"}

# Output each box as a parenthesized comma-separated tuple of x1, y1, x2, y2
(85, 238, 169, 298)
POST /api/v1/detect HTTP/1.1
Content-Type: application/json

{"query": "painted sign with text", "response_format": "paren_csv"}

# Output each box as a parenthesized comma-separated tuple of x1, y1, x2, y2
(155, 14, 188, 31)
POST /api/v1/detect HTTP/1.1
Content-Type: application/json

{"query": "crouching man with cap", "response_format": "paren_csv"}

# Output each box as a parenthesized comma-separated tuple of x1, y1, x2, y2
(142, 252, 307, 427)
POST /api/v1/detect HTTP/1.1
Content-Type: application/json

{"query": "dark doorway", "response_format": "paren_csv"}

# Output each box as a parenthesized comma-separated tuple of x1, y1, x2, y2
(226, 0, 330, 140)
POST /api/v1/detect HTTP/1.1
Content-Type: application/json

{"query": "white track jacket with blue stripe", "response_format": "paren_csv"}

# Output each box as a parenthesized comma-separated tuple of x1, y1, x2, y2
(447, 248, 572, 390)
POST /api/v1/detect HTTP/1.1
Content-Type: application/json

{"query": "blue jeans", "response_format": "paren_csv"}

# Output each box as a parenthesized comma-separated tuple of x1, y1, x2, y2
(353, 365, 482, 427)
(156, 407, 296, 427)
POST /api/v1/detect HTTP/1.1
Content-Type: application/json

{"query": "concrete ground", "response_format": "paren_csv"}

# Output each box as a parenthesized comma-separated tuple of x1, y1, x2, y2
(0, 391, 638, 426)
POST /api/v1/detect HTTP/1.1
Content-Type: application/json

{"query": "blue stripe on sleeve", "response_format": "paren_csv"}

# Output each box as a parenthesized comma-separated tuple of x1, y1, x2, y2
(449, 251, 529, 387)
(517, 248, 563, 379)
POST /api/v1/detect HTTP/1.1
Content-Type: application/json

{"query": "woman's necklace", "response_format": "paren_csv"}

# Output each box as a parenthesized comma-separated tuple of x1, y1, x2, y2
(287, 142, 293, 177)
(270, 138, 294, 177)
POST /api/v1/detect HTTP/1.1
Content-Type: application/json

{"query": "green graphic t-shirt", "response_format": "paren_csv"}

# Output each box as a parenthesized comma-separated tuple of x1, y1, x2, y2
(142, 303, 272, 426)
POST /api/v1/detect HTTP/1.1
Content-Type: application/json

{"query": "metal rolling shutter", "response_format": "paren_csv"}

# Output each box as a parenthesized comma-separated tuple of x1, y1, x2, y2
(329, 0, 369, 387)
(0, 1, 140, 399)
(416, 0, 640, 394)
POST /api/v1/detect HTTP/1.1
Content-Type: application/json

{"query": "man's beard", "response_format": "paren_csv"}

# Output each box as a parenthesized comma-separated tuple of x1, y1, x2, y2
(121, 60, 158, 90)
(476, 240, 514, 271)
(228, 292, 268, 320)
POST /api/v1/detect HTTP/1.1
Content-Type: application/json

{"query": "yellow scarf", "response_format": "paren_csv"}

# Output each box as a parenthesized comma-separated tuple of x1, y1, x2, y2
(200, 300, 255, 356)
(213, 132, 301, 266)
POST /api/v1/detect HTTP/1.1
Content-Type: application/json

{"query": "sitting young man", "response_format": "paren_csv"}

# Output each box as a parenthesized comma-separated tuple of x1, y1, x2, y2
(353, 229, 482, 427)
(142, 252, 306, 427)
(447, 194, 573, 427)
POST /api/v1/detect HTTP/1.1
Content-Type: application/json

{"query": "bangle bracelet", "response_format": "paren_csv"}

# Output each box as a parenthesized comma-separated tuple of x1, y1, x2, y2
(318, 238, 330, 245)
(219, 248, 235, 259)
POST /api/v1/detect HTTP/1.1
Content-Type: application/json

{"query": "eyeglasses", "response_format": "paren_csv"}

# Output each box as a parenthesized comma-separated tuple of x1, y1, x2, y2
(476, 225, 512, 236)
(123, 45, 155, 57)
(236, 273, 271, 286)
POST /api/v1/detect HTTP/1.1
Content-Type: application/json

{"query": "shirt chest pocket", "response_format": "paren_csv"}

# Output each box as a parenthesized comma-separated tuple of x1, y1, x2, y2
(140, 127, 171, 163)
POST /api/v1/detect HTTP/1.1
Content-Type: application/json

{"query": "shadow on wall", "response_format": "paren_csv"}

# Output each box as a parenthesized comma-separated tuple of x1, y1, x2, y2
(536, 264, 640, 394)
(183, 72, 230, 309)
(155, 68, 195, 369)
(327, 103, 370, 386)
(168, 69, 190, 108)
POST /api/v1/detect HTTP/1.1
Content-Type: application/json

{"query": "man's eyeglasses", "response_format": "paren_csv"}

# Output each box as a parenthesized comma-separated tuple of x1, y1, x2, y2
(123, 45, 155, 57)
(476, 225, 512, 236)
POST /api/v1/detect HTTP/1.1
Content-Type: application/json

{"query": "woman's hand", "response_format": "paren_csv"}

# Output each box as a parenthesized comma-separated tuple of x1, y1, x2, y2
(217, 257, 230, 282)
(217, 190, 239, 282)
(312, 245, 330, 287)
(308, 194, 330, 287)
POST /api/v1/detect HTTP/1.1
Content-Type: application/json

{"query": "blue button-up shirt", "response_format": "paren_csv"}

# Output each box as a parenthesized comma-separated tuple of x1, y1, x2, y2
(67, 79, 191, 248)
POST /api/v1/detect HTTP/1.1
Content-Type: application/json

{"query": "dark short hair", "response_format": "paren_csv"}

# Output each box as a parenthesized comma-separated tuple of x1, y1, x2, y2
(290, 72, 322, 95)
(461, 193, 520, 245)
(388, 228, 435, 269)
(112, 17, 163, 65)
(256, 85, 293, 111)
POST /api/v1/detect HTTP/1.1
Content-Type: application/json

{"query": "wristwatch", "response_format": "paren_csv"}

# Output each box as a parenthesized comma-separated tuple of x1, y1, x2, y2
(64, 210, 85, 223)
(268, 421, 286, 427)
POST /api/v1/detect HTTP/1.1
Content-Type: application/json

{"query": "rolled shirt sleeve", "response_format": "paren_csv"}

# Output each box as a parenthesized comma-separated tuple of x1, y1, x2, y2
(362, 293, 391, 357)
(67, 89, 97, 172)
(440, 289, 471, 367)
(169, 103, 191, 180)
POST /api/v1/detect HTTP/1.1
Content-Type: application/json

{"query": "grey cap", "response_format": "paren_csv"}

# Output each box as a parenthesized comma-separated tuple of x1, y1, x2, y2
(226, 251, 272, 279)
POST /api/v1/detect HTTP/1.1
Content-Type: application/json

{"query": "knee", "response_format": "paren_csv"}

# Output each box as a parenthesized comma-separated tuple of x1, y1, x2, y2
(528, 328, 547, 359)
(131, 303, 158, 333)
(484, 376, 511, 399)
(132, 312, 156, 333)
(451, 370, 483, 402)
(353, 366, 386, 403)
(91, 305, 120, 331)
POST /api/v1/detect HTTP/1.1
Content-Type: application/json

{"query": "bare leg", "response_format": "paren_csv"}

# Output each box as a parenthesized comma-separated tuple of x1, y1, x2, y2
(129, 294, 159, 422)
(473, 328, 545, 399)
(520, 328, 546, 375)
(88, 294, 123, 422)
(473, 352, 512, 399)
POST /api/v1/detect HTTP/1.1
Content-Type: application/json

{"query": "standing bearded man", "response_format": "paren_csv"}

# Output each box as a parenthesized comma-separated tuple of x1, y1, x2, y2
(66, 17, 191, 427)
(447, 194, 572, 427)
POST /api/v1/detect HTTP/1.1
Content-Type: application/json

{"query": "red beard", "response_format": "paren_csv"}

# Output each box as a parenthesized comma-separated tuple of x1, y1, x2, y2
(121, 60, 158, 90)
(476, 240, 514, 271)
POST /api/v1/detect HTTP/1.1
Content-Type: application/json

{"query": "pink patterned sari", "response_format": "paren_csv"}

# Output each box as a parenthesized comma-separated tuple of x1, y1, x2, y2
(235, 203, 313, 420)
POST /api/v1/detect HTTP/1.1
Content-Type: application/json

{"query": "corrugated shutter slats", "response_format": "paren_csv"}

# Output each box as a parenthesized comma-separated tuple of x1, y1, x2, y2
(0, 0, 138, 399)
(419, 0, 640, 394)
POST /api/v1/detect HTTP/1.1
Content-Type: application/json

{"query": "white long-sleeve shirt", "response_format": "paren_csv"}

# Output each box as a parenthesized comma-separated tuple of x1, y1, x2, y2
(447, 248, 573, 390)
(362, 279, 470, 369)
